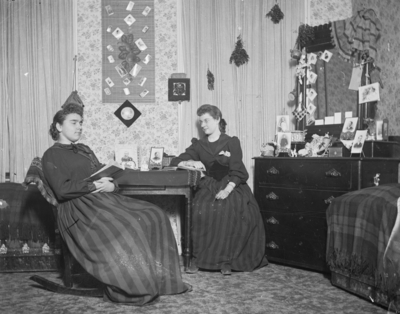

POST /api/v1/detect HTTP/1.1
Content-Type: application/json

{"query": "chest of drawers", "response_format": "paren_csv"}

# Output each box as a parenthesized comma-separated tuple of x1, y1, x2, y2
(253, 157, 400, 272)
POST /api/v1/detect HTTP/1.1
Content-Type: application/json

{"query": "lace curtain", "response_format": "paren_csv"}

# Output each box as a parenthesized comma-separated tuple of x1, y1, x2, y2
(177, 0, 306, 190)
(0, 0, 75, 183)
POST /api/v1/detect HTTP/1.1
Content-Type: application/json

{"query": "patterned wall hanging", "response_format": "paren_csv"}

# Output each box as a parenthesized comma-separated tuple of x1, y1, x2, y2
(102, 0, 155, 103)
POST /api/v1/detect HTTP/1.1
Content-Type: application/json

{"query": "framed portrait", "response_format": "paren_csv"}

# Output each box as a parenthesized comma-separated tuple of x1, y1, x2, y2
(351, 130, 368, 154)
(358, 82, 380, 104)
(340, 117, 358, 141)
(149, 147, 164, 170)
(382, 118, 389, 141)
(276, 132, 291, 154)
(168, 78, 190, 102)
(115, 144, 139, 170)
(276, 115, 290, 133)
(375, 120, 383, 141)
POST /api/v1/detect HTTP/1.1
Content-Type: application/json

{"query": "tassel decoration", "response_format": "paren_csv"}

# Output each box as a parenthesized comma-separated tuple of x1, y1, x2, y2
(207, 68, 215, 91)
(229, 35, 249, 67)
(266, 4, 284, 24)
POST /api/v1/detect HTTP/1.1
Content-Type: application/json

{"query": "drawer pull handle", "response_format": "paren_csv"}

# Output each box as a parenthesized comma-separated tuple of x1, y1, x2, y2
(266, 241, 279, 249)
(325, 168, 341, 177)
(266, 167, 279, 175)
(374, 173, 380, 186)
(325, 196, 335, 204)
(266, 216, 279, 224)
(266, 192, 279, 200)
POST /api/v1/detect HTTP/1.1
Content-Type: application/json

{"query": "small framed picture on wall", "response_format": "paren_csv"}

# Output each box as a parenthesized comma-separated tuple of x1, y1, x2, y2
(149, 147, 164, 170)
(168, 78, 190, 102)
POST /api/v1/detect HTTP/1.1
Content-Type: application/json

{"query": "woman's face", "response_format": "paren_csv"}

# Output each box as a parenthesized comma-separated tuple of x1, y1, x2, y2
(199, 112, 220, 135)
(56, 113, 83, 144)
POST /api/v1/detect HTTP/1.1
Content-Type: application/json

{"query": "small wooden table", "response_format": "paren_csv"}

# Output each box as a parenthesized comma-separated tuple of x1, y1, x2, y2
(116, 170, 193, 270)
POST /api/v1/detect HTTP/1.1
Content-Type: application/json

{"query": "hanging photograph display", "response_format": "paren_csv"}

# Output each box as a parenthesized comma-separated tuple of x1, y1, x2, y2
(102, 0, 155, 103)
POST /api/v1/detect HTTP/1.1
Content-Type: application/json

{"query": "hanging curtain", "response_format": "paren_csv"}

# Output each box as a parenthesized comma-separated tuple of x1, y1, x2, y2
(0, 0, 75, 183)
(178, 0, 305, 190)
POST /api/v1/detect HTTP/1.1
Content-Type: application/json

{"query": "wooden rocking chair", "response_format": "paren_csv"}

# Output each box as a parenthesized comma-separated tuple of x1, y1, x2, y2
(23, 157, 103, 297)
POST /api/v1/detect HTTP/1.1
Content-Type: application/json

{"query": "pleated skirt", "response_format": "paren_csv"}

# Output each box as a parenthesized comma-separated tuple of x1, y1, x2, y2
(192, 176, 268, 271)
(57, 192, 188, 306)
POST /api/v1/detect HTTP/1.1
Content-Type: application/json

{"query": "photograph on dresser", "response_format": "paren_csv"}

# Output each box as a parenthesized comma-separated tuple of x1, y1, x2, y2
(276, 132, 291, 154)
(350, 130, 367, 154)
(276, 115, 290, 133)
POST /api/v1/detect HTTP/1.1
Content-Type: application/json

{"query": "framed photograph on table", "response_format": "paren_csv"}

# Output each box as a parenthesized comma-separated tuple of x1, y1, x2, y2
(168, 78, 190, 102)
(149, 147, 164, 170)
(115, 144, 139, 169)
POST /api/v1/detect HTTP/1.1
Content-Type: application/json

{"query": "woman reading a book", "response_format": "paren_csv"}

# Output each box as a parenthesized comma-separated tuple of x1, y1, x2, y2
(170, 104, 268, 275)
(42, 103, 190, 306)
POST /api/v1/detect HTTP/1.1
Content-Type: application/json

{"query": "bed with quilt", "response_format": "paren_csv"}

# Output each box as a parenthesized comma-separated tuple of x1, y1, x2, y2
(326, 183, 400, 311)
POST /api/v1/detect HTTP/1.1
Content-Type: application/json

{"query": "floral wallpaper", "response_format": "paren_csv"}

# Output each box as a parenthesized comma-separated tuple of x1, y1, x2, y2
(310, 0, 400, 136)
(309, 0, 352, 25)
(352, 0, 400, 136)
(76, 0, 182, 251)
(77, 0, 179, 165)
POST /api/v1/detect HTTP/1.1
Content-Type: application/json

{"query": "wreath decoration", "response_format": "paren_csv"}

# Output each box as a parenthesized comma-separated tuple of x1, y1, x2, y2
(118, 34, 141, 76)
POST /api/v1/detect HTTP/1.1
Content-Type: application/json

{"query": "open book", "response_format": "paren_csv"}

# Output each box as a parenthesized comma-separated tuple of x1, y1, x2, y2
(84, 164, 125, 182)
(162, 165, 205, 172)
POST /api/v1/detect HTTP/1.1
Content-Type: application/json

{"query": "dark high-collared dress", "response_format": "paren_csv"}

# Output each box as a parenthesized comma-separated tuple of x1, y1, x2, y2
(171, 134, 267, 271)
(42, 143, 188, 306)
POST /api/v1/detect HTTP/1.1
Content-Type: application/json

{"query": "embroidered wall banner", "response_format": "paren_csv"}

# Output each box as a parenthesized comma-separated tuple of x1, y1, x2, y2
(102, 0, 155, 103)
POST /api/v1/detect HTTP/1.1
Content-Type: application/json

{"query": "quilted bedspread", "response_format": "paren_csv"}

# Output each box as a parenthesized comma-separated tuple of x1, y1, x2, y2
(326, 183, 400, 294)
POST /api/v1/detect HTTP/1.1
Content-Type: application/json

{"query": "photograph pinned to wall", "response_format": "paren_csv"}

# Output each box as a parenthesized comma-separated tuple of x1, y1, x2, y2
(168, 78, 191, 102)
(277, 132, 291, 154)
(276, 115, 289, 133)
(112, 27, 124, 40)
(307, 88, 317, 101)
(124, 14, 136, 26)
(115, 144, 139, 170)
(307, 52, 317, 65)
(149, 147, 164, 170)
(359, 82, 380, 104)
(320, 50, 333, 62)
(351, 130, 368, 154)
(114, 100, 142, 128)
(307, 71, 317, 84)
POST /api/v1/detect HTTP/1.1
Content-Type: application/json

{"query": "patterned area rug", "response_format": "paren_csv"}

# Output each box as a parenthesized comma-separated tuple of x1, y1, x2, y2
(0, 264, 390, 314)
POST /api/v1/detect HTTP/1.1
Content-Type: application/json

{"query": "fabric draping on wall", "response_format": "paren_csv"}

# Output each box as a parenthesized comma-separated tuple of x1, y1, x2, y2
(178, 0, 305, 190)
(0, 0, 74, 183)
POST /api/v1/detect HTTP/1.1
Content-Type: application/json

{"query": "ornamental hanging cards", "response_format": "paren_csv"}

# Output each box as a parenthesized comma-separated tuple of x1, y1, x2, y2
(102, 0, 155, 103)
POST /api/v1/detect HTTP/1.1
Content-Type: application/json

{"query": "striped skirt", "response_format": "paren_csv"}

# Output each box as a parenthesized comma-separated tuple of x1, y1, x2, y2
(191, 176, 267, 271)
(57, 193, 188, 306)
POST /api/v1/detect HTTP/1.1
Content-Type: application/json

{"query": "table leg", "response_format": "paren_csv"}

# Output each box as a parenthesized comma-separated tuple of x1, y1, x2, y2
(183, 188, 192, 270)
